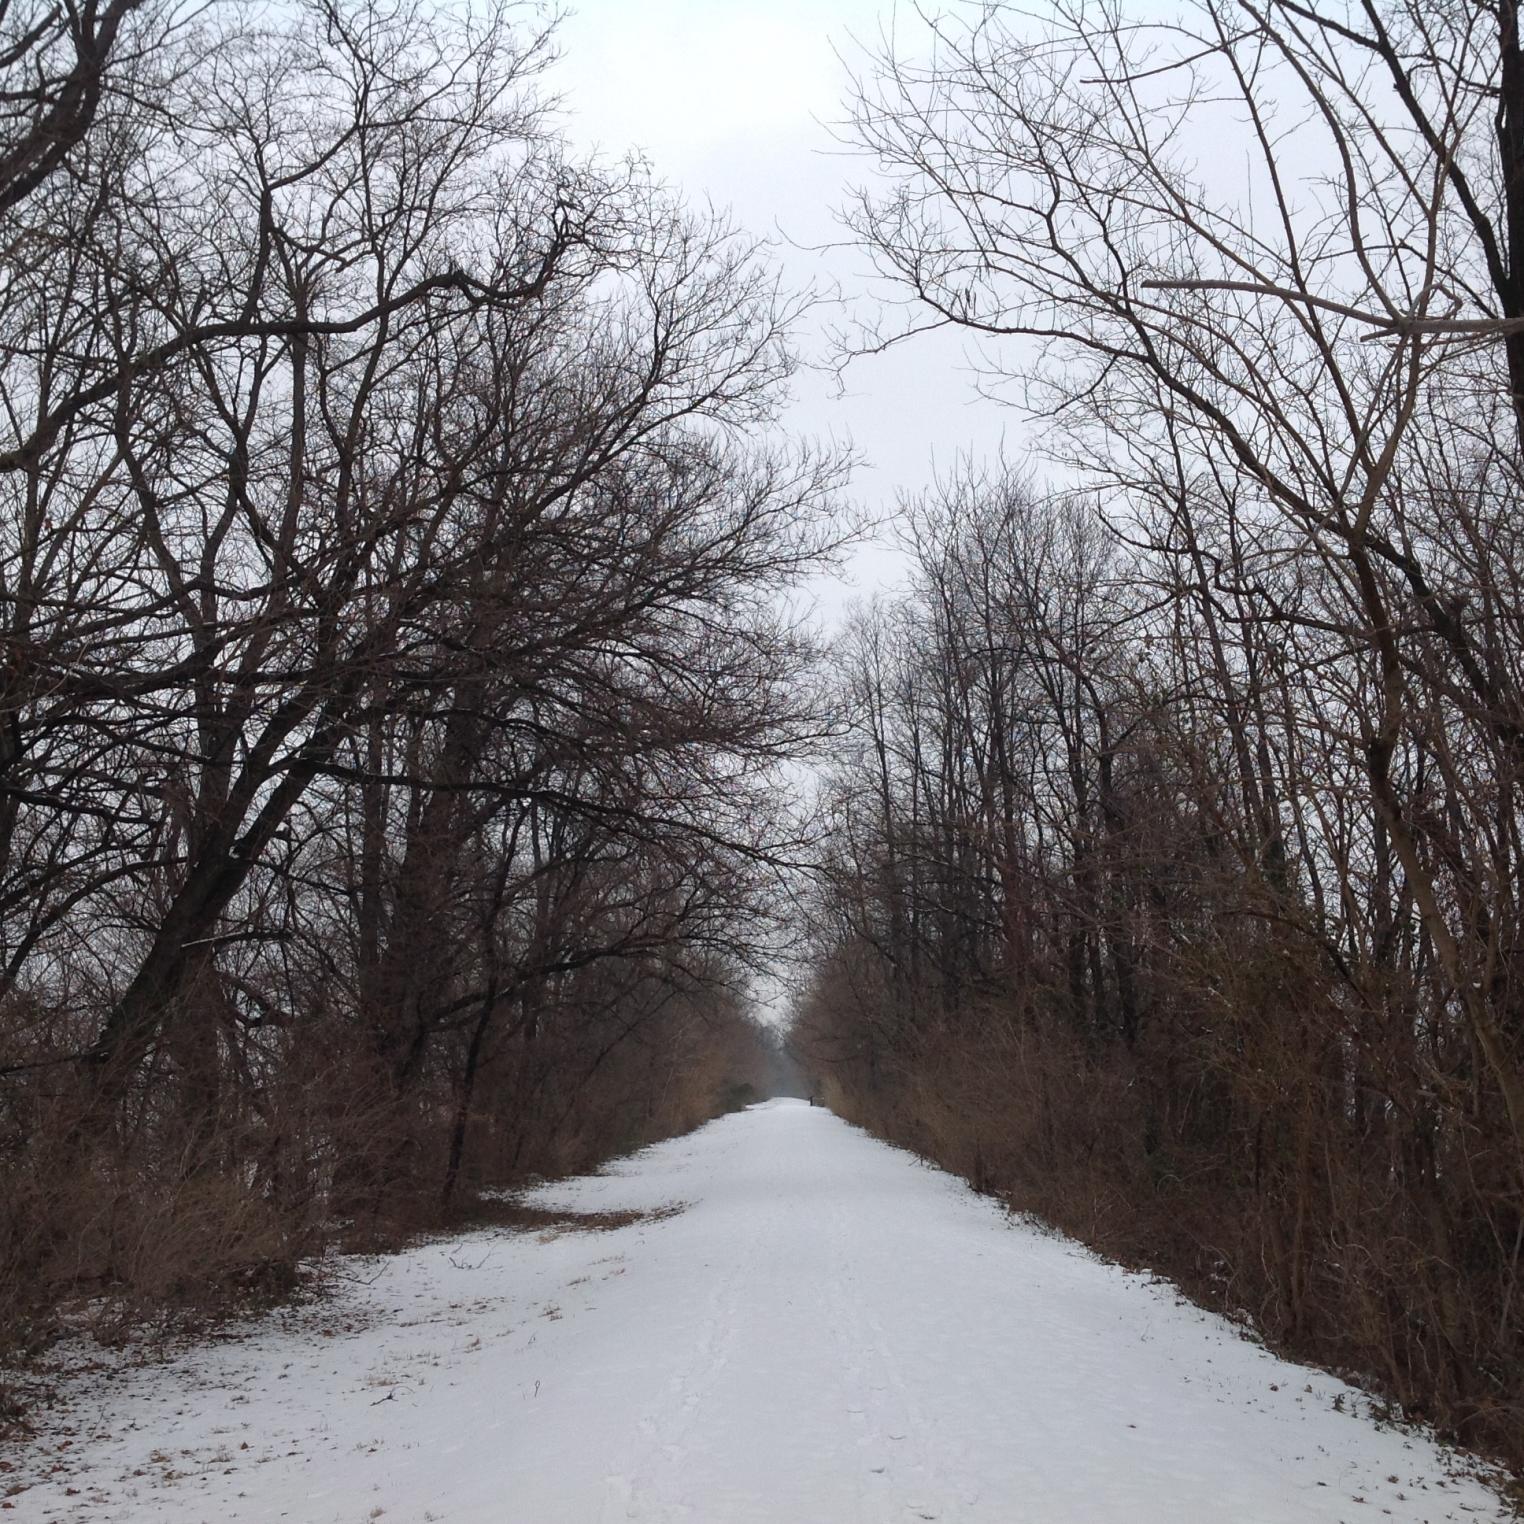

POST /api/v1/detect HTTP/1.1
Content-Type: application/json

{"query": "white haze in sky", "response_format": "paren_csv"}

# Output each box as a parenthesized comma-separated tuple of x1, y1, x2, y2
(556, 0, 1018, 621)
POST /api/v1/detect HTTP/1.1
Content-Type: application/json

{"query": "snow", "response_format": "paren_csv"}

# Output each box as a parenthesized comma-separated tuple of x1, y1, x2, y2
(7, 1099, 1512, 1522)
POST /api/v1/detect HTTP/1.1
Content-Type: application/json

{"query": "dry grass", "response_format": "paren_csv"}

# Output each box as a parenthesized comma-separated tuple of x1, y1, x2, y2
(452, 1196, 687, 1239)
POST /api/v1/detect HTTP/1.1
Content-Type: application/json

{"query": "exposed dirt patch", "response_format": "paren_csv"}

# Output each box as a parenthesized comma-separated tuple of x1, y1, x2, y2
(456, 1197, 687, 1239)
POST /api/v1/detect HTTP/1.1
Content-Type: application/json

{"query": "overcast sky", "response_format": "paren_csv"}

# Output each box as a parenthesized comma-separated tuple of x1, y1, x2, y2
(554, 0, 1019, 620)
(552, 2, 1022, 1023)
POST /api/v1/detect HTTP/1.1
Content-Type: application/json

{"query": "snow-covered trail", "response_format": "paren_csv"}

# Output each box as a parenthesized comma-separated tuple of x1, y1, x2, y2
(12, 1099, 1510, 1523)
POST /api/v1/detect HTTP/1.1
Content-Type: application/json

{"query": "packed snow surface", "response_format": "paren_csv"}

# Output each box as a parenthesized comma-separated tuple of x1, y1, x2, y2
(10, 1100, 1511, 1522)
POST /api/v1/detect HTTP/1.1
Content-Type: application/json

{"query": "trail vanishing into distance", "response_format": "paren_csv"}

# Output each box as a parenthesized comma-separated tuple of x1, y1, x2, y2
(14, 1101, 1509, 1523)
(8, 0, 1524, 1498)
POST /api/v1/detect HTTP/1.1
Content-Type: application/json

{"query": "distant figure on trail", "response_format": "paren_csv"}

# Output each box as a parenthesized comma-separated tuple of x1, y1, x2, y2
(809, 1093, 818, 1107)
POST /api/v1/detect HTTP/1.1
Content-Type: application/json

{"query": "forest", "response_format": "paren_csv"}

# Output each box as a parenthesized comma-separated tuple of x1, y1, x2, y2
(3, 0, 1524, 1487)
(0, 0, 836, 1363)
(797, 0, 1524, 1470)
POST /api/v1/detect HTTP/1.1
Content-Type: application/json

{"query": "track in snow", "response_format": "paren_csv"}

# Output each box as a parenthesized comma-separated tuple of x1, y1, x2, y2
(11, 1099, 1512, 1522)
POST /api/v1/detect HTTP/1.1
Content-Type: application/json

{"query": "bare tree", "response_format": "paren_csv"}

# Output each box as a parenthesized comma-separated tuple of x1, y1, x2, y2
(807, 0, 1524, 1462)
(0, 0, 842, 1353)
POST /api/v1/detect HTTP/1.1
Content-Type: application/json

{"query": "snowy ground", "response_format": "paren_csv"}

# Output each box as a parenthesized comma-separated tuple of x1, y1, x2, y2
(5, 1099, 1514, 1523)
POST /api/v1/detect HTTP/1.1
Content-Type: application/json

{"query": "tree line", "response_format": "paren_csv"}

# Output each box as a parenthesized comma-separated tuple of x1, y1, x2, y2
(0, 0, 840, 1351)
(798, 0, 1524, 1469)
